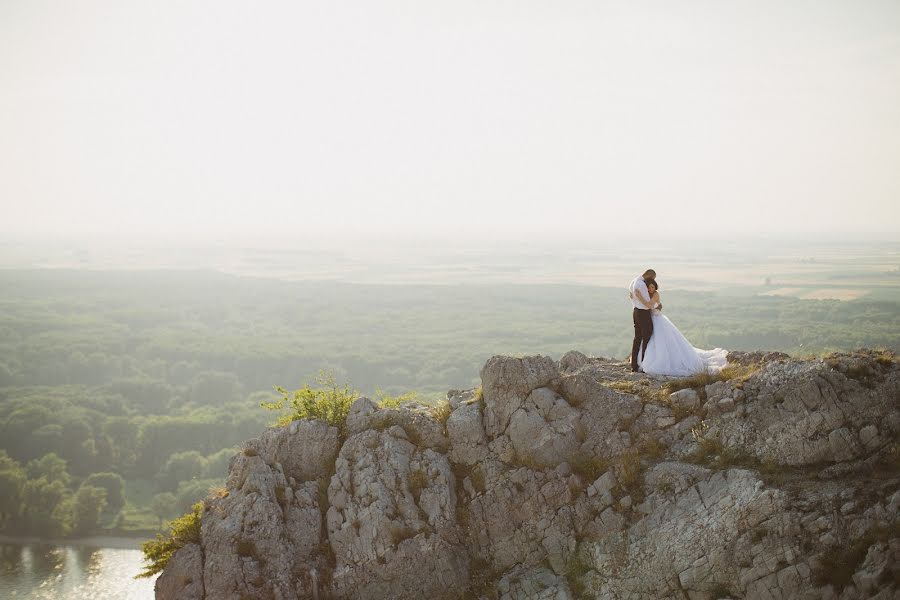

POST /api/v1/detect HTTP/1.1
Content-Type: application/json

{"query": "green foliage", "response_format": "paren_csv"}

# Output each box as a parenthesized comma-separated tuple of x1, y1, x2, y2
(25, 453, 70, 486)
(173, 478, 221, 514)
(137, 501, 203, 579)
(376, 389, 419, 408)
(20, 476, 71, 536)
(70, 484, 107, 535)
(203, 447, 235, 479)
(0, 451, 25, 524)
(156, 451, 208, 492)
(150, 492, 177, 527)
(262, 371, 359, 430)
(187, 371, 243, 406)
(82, 472, 126, 511)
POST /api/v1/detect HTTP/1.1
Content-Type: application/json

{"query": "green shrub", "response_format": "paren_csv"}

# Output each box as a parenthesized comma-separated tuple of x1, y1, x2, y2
(262, 370, 359, 431)
(137, 501, 203, 578)
(376, 390, 419, 408)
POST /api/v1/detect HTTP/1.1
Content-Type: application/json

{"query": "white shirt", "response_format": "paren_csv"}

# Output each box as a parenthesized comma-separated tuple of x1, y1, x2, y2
(630, 275, 651, 310)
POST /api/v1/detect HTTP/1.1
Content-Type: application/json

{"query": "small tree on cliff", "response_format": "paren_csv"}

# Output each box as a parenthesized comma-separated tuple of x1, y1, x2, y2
(137, 501, 203, 578)
(261, 370, 359, 432)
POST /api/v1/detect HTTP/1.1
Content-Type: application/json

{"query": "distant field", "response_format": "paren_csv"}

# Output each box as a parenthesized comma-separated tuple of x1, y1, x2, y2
(2, 237, 898, 298)
(1, 267, 897, 396)
(760, 287, 869, 301)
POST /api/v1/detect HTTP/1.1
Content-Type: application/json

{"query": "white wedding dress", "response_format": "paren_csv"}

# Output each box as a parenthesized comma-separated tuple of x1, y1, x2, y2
(637, 305, 728, 377)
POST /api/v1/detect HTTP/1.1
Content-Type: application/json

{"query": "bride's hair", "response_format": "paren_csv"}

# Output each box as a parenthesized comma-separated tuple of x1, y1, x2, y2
(646, 279, 659, 292)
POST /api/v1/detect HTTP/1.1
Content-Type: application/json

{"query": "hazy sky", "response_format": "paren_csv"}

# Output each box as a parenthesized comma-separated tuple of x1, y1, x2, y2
(1, 0, 899, 241)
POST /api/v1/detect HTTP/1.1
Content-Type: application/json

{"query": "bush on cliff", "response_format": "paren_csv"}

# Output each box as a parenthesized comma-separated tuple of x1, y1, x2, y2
(137, 501, 203, 578)
(262, 370, 359, 431)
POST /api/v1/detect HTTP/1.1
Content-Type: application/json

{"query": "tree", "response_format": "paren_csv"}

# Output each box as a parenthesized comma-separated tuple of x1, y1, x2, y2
(103, 416, 139, 470)
(138, 502, 202, 578)
(187, 371, 242, 406)
(156, 451, 207, 492)
(174, 479, 219, 514)
(104, 378, 172, 413)
(70, 484, 107, 535)
(25, 453, 70, 486)
(204, 448, 235, 479)
(150, 492, 177, 528)
(20, 477, 71, 536)
(0, 451, 25, 526)
(82, 472, 126, 512)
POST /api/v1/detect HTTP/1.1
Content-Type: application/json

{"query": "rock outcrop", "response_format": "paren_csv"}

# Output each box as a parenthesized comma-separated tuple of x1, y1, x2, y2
(157, 350, 900, 600)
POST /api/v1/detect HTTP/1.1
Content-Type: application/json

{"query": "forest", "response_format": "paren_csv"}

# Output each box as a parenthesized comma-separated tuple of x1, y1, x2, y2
(1, 268, 898, 538)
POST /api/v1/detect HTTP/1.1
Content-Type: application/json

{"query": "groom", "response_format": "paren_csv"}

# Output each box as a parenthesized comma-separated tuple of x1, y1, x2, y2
(629, 269, 657, 372)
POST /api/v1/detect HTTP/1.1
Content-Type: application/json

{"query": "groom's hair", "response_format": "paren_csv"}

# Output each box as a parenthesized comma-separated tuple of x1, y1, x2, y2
(643, 269, 656, 278)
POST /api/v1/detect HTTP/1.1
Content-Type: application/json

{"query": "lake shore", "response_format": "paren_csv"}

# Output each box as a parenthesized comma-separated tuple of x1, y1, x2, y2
(0, 533, 146, 550)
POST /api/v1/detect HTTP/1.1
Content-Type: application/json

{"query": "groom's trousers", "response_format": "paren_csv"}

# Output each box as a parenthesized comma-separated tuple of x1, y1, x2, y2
(631, 308, 653, 371)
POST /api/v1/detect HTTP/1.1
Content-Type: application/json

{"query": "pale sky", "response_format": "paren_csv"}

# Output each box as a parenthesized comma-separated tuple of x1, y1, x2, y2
(1, 0, 899, 241)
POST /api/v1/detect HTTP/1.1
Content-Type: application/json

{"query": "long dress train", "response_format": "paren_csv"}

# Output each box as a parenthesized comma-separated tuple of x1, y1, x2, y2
(637, 310, 728, 376)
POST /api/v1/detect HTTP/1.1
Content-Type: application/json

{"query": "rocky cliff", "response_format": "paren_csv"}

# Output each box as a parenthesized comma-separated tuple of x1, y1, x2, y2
(156, 350, 900, 600)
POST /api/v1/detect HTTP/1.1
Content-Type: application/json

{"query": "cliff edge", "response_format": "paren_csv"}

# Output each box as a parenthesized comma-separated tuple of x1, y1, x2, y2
(157, 350, 900, 600)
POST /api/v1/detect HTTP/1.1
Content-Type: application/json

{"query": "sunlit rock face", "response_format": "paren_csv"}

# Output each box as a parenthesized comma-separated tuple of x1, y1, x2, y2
(158, 350, 900, 600)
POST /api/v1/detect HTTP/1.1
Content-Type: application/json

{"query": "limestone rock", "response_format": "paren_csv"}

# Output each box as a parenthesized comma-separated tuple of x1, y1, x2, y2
(203, 452, 324, 599)
(326, 428, 466, 599)
(507, 387, 580, 468)
(156, 350, 900, 600)
(154, 543, 203, 600)
(468, 460, 578, 575)
(669, 387, 701, 411)
(253, 418, 340, 482)
(346, 396, 449, 451)
(498, 566, 574, 600)
(559, 350, 590, 373)
(481, 355, 559, 438)
(447, 399, 490, 465)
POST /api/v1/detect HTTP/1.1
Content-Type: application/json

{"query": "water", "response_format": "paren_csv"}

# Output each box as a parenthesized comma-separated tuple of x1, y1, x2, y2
(0, 540, 155, 599)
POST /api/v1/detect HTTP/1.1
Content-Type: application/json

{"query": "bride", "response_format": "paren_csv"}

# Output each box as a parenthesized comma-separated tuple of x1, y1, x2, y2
(637, 280, 728, 377)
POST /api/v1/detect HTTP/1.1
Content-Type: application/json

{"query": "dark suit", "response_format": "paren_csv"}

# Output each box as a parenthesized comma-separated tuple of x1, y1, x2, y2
(631, 307, 653, 372)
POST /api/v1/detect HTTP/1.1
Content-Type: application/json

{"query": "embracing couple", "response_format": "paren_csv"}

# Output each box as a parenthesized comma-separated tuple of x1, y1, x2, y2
(629, 269, 728, 377)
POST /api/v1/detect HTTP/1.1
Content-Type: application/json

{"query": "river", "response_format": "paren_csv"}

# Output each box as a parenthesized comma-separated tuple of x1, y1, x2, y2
(0, 537, 155, 599)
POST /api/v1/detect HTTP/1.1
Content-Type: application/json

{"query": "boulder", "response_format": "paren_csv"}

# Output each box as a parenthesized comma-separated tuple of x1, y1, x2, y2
(480, 355, 559, 438)
(154, 543, 203, 600)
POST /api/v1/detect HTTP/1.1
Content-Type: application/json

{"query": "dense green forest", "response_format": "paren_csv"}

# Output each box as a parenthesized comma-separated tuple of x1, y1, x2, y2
(0, 268, 898, 538)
